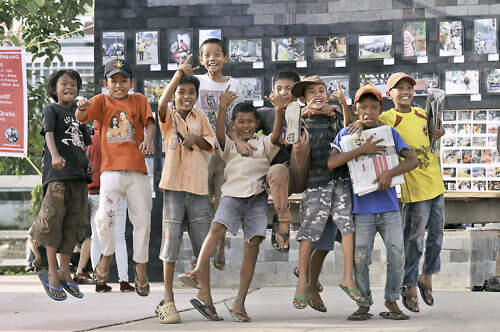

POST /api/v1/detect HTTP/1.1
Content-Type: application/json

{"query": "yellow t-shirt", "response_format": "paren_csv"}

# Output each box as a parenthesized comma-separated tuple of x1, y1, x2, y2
(378, 107, 445, 203)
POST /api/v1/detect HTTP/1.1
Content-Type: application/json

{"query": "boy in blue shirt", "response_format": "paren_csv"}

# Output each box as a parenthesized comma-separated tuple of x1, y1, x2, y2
(328, 85, 418, 321)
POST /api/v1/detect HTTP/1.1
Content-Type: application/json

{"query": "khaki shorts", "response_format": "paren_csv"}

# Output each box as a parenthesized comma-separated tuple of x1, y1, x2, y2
(29, 180, 88, 256)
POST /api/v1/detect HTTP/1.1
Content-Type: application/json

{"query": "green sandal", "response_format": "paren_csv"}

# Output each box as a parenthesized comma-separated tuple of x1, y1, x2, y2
(293, 290, 308, 309)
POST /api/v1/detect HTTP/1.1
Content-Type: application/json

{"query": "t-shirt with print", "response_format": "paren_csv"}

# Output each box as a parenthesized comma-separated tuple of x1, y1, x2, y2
(304, 112, 349, 189)
(84, 93, 154, 174)
(257, 107, 290, 165)
(194, 74, 243, 130)
(219, 134, 280, 198)
(378, 107, 445, 203)
(41, 103, 89, 187)
(333, 126, 411, 214)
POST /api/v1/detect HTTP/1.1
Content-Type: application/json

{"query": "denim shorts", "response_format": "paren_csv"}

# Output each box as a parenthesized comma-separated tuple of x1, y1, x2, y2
(159, 190, 211, 262)
(214, 192, 268, 242)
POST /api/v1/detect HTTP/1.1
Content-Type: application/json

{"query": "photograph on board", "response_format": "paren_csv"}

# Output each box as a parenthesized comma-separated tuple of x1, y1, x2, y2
(403, 22, 426, 57)
(144, 79, 170, 104)
(474, 18, 497, 55)
(439, 21, 463, 57)
(136, 31, 159, 65)
(271, 37, 305, 62)
(411, 72, 439, 95)
(445, 70, 479, 95)
(313, 35, 347, 60)
(238, 77, 262, 102)
(228, 39, 262, 63)
(321, 75, 350, 100)
(102, 32, 125, 64)
(168, 29, 192, 64)
(199, 29, 222, 47)
(359, 72, 391, 96)
(358, 35, 392, 60)
(486, 69, 500, 93)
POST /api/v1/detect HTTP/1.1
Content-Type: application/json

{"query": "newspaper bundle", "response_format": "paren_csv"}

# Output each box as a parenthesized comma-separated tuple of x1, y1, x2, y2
(425, 88, 445, 153)
(339, 125, 405, 196)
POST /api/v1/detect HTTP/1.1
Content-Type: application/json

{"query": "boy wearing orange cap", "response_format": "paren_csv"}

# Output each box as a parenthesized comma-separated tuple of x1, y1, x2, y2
(329, 84, 418, 320)
(381, 73, 446, 313)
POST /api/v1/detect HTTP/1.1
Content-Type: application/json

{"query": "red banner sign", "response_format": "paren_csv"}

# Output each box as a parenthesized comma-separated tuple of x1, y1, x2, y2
(0, 47, 27, 157)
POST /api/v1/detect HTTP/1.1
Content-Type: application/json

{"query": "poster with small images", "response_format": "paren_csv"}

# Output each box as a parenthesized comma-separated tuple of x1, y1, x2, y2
(441, 109, 500, 192)
(143, 79, 169, 104)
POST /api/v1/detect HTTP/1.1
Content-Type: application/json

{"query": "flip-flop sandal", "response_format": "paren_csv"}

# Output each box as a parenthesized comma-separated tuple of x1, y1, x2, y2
(271, 215, 289, 253)
(61, 280, 84, 298)
(379, 311, 410, 320)
(417, 278, 434, 306)
(308, 297, 327, 313)
(292, 267, 323, 293)
(285, 101, 301, 144)
(178, 272, 199, 289)
(224, 301, 251, 322)
(339, 284, 364, 303)
(401, 286, 419, 313)
(135, 275, 150, 297)
(213, 255, 226, 270)
(38, 270, 67, 301)
(347, 310, 373, 321)
(190, 298, 223, 321)
(293, 290, 308, 309)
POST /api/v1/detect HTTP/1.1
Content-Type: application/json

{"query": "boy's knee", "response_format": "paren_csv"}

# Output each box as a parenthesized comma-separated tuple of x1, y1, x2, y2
(248, 236, 263, 246)
(210, 222, 227, 237)
(267, 164, 289, 183)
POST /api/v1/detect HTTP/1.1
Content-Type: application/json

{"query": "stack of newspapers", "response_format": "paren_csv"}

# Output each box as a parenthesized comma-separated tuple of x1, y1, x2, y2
(339, 125, 405, 196)
(425, 88, 445, 153)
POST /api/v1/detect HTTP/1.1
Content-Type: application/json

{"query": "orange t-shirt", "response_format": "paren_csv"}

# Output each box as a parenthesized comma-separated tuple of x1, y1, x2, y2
(84, 93, 154, 174)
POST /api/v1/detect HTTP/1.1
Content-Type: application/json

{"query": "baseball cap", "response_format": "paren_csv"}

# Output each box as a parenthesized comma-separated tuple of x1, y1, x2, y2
(354, 84, 383, 104)
(104, 59, 133, 79)
(386, 72, 416, 91)
(291, 75, 327, 98)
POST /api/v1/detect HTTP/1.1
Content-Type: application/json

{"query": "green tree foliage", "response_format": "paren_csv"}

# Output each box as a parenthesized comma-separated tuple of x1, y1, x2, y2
(0, 0, 93, 175)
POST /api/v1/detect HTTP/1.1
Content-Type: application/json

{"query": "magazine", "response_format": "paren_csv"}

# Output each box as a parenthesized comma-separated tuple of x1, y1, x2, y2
(339, 125, 405, 196)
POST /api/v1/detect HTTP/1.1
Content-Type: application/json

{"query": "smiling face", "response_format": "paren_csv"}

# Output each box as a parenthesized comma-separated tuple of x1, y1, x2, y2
(273, 79, 296, 107)
(174, 83, 197, 114)
(355, 94, 382, 129)
(199, 42, 228, 76)
(55, 73, 78, 107)
(104, 73, 133, 100)
(233, 111, 258, 140)
(300, 83, 328, 110)
(387, 78, 415, 109)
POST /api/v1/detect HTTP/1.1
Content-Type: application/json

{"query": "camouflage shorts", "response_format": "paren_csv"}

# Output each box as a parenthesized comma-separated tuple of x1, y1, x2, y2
(296, 178, 354, 243)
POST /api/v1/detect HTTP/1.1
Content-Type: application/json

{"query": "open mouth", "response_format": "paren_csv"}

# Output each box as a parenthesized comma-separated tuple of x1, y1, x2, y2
(63, 91, 74, 96)
(313, 98, 324, 104)
(181, 100, 192, 106)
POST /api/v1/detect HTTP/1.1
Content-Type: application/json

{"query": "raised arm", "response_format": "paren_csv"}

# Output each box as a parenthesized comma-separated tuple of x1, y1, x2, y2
(217, 85, 238, 150)
(158, 54, 199, 122)
(331, 80, 351, 126)
(264, 91, 286, 146)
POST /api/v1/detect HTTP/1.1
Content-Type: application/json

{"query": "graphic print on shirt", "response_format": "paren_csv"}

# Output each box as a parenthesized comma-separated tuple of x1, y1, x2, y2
(106, 110, 136, 143)
(199, 90, 222, 129)
(61, 116, 85, 149)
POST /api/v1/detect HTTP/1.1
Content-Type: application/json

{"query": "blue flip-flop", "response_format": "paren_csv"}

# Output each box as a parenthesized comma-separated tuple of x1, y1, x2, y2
(37, 270, 67, 301)
(61, 280, 84, 298)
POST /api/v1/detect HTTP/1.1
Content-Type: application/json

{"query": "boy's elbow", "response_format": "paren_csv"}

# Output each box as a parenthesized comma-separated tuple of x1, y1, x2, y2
(408, 156, 418, 171)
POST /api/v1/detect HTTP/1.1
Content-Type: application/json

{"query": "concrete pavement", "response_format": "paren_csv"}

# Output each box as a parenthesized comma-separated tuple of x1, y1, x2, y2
(1, 275, 499, 331)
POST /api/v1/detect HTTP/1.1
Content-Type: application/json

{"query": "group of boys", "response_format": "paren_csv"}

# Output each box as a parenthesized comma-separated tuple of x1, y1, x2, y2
(30, 37, 446, 325)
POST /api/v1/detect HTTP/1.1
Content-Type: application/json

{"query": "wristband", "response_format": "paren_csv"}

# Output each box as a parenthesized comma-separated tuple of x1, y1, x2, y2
(177, 68, 185, 77)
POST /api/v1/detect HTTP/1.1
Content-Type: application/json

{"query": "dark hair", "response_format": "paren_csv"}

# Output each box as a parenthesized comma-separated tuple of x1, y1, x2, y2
(273, 70, 300, 85)
(357, 93, 383, 106)
(200, 38, 227, 56)
(175, 75, 200, 98)
(232, 102, 257, 120)
(47, 69, 82, 102)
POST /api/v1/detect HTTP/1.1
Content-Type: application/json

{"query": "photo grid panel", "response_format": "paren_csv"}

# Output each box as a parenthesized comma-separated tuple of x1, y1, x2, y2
(441, 109, 500, 192)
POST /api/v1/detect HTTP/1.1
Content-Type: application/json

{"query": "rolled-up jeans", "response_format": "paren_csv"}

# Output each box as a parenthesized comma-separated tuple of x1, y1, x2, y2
(354, 211, 405, 308)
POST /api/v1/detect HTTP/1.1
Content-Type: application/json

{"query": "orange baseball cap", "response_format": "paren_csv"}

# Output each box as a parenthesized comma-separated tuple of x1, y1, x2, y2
(354, 84, 383, 104)
(386, 72, 416, 91)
